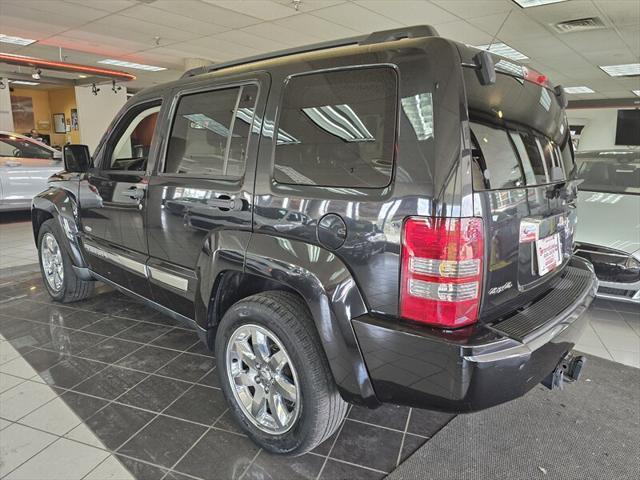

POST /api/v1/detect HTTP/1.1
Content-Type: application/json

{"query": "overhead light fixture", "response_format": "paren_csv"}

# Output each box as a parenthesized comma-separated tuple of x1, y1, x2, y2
(31, 68, 41, 80)
(633, 90, 640, 97)
(98, 59, 166, 72)
(0, 33, 36, 46)
(563, 86, 595, 94)
(511, 0, 568, 7)
(78, 74, 88, 79)
(8, 79, 40, 86)
(474, 43, 528, 61)
(599, 63, 640, 77)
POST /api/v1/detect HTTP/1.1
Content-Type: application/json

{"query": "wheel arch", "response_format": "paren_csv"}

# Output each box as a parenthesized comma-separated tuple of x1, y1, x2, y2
(204, 232, 379, 407)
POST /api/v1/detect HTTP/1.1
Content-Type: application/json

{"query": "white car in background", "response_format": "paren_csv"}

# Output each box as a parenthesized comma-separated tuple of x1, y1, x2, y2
(574, 149, 640, 304)
(0, 131, 63, 212)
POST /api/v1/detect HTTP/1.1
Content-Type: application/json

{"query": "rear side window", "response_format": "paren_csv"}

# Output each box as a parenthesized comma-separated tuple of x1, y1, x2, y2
(273, 67, 397, 188)
(164, 85, 258, 177)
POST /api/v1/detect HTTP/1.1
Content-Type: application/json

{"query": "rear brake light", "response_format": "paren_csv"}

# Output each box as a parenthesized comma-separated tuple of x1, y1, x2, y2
(400, 217, 484, 328)
(523, 66, 548, 87)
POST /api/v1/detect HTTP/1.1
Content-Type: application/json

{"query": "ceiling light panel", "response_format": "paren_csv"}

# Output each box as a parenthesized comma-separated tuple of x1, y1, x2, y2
(563, 86, 595, 94)
(98, 59, 166, 71)
(512, 0, 568, 7)
(474, 43, 528, 61)
(599, 63, 640, 77)
(0, 33, 36, 46)
(8, 79, 40, 85)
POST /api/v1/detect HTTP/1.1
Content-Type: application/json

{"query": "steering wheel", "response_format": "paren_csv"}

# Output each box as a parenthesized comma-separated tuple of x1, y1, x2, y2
(12, 148, 22, 157)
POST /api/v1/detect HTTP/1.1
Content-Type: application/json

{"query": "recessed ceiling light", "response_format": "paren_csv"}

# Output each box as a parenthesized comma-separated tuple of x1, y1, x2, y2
(0, 33, 36, 46)
(633, 90, 640, 97)
(599, 63, 640, 77)
(98, 59, 166, 72)
(563, 86, 595, 94)
(78, 74, 88, 79)
(473, 43, 528, 61)
(8, 79, 40, 86)
(511, 0, 568, 8)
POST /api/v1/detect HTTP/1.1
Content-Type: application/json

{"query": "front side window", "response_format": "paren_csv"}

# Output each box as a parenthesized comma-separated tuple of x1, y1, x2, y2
(0, 135, 53, 159)
(109, 103, 161, 171)
(273, 67, 397, 188)
(164, 85, 258, 177)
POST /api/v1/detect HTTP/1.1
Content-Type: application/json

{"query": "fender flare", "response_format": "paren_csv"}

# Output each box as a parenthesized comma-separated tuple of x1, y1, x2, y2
(31, 185, 90, 276)
(239, 233, 379, 407)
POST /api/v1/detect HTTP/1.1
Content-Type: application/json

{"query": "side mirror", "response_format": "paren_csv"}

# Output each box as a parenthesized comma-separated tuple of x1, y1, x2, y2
(63, 144, 91, 173)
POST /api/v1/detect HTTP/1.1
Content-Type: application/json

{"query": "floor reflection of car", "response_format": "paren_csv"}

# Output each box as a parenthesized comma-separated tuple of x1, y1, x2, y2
(574, 149, 640, 304)
(163, 196, 207, 215)
(0, 132, 63, 211)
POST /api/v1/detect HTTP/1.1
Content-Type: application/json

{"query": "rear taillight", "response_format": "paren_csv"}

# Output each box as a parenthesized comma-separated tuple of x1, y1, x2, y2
(400, 217, 484, 328)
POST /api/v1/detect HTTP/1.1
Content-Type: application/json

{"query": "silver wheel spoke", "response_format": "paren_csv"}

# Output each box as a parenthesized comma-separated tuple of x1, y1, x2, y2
(235, 340, 257, 369)
(268, 392, 288, 429)
(273, 375, 297, 402)
(234, 372, 254, 387)
(251, 384, 267, 417)
(268, 350, 287, 372)
(251, 327, 270, 364)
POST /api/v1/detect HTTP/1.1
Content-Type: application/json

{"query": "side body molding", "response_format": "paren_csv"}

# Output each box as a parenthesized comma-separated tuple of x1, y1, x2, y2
(243, 233, 379, 406)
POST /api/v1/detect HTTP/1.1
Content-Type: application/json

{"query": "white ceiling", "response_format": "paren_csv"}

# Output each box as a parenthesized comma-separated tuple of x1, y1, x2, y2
(0, 0, 638, 99)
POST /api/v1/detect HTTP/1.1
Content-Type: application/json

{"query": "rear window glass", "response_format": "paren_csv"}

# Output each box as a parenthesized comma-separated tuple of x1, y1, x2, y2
(273, 67, 397, 188)
(471, 121, 568, 190)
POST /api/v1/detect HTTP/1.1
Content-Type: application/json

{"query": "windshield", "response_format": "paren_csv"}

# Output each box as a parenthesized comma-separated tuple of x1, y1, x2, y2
(0, 135, 54, 159)
(577, 151, 640, 195)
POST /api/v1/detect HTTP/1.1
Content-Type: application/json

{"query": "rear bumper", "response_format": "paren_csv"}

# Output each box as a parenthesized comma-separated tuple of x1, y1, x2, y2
(352, 256, 598, 413)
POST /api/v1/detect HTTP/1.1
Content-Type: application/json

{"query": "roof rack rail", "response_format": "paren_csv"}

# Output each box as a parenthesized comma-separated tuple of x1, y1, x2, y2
(181, 25, 438, 78)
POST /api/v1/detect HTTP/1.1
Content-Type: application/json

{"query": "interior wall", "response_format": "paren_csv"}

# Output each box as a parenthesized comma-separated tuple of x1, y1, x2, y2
(8, 86, 80, 146)
(48, 87, 81, 145)
(567, 107, 637, 151)
(0, 79, 14, 131)
(10, 87, 52, 138)
(74, 84, 127, 154)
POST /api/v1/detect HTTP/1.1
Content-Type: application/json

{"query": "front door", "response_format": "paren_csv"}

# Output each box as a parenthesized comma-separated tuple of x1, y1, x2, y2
(145, 76, 267, 318)
(79, 99, 163, 297)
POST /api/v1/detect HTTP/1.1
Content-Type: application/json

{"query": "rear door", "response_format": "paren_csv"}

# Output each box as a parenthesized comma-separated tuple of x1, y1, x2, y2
(144, 74, 267, 318)
(79, 99, 163, 297)
(463, 66, 577, 320)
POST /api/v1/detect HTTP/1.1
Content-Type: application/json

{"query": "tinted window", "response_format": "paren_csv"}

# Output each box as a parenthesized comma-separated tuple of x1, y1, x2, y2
(577, 152, 640, 195)
(470, 122, 524, 189)
(109, 104, 160, 171)
(274, 67, 397, 187)
(165, 85, 257, 177)
(0, 135, 53, 159)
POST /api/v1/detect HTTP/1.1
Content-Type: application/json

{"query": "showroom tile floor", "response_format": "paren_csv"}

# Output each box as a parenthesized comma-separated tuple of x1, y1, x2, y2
(1, 212, 638, 479)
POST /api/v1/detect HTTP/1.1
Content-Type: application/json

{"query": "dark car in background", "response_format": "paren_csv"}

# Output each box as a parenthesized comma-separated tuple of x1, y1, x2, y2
(31, 25, 596, 455)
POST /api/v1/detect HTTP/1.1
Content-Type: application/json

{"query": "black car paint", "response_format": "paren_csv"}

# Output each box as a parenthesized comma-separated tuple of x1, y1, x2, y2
(31, 34, 596, 411)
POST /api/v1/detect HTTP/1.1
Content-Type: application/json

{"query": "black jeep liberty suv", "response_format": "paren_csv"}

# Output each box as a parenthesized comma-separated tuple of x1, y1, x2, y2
(32, 26, 597, 455)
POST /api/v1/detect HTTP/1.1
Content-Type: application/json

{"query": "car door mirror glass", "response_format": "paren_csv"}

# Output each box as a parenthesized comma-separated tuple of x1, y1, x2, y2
(63, 144, 91, 172)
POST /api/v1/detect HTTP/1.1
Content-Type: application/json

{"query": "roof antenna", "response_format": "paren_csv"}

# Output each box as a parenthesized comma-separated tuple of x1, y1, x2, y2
(487, 10, 513, 52)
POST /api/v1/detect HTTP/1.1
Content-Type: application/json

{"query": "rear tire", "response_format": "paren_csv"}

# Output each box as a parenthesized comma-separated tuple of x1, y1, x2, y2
(37, 219, 94, 303)
(215, 290, 348, 455)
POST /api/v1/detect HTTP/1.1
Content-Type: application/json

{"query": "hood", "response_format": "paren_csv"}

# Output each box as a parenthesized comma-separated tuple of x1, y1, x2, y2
(576, 190, 640, 256)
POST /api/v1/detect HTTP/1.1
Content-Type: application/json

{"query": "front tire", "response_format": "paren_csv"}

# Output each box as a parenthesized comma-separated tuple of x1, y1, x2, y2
(215, 291, 347, 455)
(37, 219, 94, 303)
